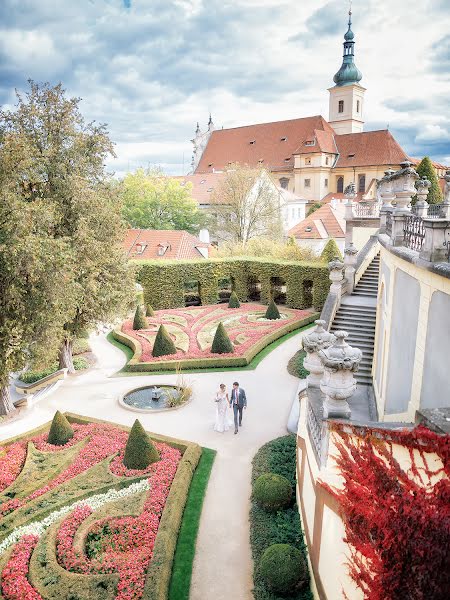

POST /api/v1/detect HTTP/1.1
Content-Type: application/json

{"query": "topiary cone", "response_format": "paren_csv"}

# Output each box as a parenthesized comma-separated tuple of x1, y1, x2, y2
(152, 324, 177, 357)
(211, 322, 234, 354)
(47, 411, 74, 446)
(228, 291, 240, 308)
(123, 419, 159, 470)
(133, 305, 147, 330)
(146, 304, 154, 317)
(265, 299, 281, 320)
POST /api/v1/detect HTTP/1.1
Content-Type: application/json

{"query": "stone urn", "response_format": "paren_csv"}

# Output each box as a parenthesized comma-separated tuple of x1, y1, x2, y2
(302, 320, 336, 387)
(318, 331, 362, 419)
(328, 258, 345, 295)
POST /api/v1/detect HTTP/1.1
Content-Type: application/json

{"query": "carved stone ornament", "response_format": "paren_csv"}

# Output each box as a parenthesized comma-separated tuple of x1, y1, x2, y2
(344, 243, 358, 258)
(318, 331, 362, 373)
(328, 258, 344, 272)
(302, 320, 336, 387)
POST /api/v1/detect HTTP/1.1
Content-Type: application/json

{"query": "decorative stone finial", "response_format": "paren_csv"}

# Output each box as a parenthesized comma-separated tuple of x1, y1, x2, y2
(302, 320, 336, 387)
(344, 243, 358, 257)
(444, 170, 450, 202)
(318, 331, 362, 419)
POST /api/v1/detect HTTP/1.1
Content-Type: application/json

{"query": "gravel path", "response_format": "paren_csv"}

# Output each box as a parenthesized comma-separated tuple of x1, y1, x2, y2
(0, 329, 306, 600)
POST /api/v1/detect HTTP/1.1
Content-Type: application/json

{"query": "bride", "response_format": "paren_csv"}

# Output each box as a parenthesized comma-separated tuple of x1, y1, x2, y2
(213, 384, 231, 433)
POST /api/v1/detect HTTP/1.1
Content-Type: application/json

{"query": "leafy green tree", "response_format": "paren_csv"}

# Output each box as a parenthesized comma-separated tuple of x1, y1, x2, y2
(120, 168, 206, 233)
(0, 191, 72, 414)
(123, 419, 159, 469)
(211, 322, 234, 354)
(152, 324, 177, 357)
(415, 157, 443, 205)
(320, 238, 343, 263)
(307, 202, 322, 217)
(133, 305, 147, 330)
(0, 82, 135, 374)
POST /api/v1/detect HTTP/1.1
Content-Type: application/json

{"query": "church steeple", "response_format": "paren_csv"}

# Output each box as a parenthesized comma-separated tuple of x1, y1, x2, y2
(333, 8, 362, 87)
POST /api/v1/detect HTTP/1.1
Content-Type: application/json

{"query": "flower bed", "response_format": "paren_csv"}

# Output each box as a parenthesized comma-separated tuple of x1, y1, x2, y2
(0, 414, 202, 600)
(117, 303, 317, 372)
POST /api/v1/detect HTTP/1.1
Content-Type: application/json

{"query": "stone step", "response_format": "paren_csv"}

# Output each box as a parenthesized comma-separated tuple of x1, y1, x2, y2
(338, 306, 377, 315)
(332, 318, 376, 329)
(334, 310, 377, 321)
(352, 290, 378, 297)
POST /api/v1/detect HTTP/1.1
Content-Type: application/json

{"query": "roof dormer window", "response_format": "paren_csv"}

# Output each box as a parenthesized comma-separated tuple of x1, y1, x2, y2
(208, 163, 213, 167)
(284, 157, 291, 162)
(207, 188, 213, 192)
(200, 179, 206, 184)
(249, 140, 256, 145)
(348, 153, 355, 158)
(280, 136, 287, 141)
(258, 159, 264, 163)
(157, 243, 170, 257)
(135, 243, 147, 255)
(304, 140, 315, 146)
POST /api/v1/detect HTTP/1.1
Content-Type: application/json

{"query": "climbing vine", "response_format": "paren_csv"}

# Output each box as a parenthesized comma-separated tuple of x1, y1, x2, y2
(321, 424, 450, 600)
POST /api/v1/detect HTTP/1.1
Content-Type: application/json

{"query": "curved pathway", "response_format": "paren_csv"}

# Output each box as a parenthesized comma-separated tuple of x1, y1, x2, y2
(0, 329, 306, 600)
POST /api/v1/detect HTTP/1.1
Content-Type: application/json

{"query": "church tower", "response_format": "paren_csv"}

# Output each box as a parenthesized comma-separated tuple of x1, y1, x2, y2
(328, 9, 365, 135)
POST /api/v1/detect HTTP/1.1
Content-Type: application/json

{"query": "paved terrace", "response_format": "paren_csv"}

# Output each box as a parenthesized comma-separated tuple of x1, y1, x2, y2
(0, 329, 307, 600)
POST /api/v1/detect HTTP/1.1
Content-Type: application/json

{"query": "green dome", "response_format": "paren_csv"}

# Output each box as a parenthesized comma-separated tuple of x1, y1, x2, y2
(333, 11, 362, 87)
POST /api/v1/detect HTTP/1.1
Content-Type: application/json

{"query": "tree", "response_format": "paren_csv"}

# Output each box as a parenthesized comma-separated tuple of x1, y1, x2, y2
(133, 305, 147, 330)
(209, 165, 283, 243)
(415, 157, 443, 205)
(320, 238, 343, 263)
(0, 82, 135, 374)
(152, 324, 177, 357)
(228, 291, 240, 308)
(265, 299, 281, 320)
(47, 411, 74, 446)
(0, 191, 72, 414)
(307, 202, 322, 217)
(120, 168, 206, 233)
(211, 322, 234, 354)
(123, 419, 159, 469)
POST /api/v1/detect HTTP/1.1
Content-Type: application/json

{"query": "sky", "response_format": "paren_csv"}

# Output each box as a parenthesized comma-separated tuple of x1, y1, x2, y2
(0, 0, 449, 177)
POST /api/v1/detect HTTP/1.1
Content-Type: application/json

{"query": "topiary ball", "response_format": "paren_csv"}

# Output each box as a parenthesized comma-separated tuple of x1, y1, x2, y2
(259, 544, 308, 595)
(253, 472, 293, 512)
(228, 291, 240, 308)
(47, 411, 74, 446)
(123, 419, 160, 469)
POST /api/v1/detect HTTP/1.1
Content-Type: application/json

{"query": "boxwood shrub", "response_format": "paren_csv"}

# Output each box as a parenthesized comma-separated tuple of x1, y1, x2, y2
(253, 473, 293, 512)
(259, 543, 308, 595)
(135, 257, 328, 311)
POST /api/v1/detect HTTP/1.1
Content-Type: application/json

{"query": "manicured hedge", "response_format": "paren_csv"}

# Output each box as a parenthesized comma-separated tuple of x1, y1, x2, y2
(113, 312, 318, 372)
(250, 435, 312, 600)
(136, 257, 329, 311)
(287, 349, 310, 380)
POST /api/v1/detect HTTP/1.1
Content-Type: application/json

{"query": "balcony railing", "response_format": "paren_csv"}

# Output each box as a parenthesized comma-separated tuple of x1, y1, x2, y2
(353, 203, 380, 218)
(385, 211, 393, 236)
(307, 401, 323, 466)
(403, 214, 425, 251)
(411, 203, 444, 218)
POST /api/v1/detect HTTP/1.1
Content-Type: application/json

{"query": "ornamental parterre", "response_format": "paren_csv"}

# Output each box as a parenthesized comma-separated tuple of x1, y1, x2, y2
(0, 420, 182, 600)
(121, 303, 313, 362)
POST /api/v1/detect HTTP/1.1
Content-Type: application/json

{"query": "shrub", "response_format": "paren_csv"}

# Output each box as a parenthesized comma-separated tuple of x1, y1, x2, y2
(152, 324, 177, 357)
(265, 299, 281, 320)
(146, 304, 154, 317)
(73, 356, 89, 371)
(133, 305, 147, 330)
(19, 366, 58, 384)
(320, 238, 342, 263)
(228, 291, 240, 308)
(47, 411, 74, 446)
(72, 339, 90, 355)
(211, 322, 234, 354)
(123, 419, 160, 469)
(253, 473, 293, 512)
(259, 544, 308, 595)
(287, 350, 310, 380)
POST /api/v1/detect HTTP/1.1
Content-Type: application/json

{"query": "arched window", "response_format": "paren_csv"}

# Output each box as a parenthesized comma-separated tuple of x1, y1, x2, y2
(337, 176, 344, 193)
(279, 177, 289, 189)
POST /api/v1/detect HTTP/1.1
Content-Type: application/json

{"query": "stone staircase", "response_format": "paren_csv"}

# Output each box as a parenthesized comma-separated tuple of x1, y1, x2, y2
(330, 253, 380, 385)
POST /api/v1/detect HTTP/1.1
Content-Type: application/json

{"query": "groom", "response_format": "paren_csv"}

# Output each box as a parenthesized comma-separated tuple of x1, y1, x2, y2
(230, 381, 247, 434)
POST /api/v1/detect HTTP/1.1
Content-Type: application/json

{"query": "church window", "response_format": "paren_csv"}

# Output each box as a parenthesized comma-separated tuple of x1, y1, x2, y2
(325, 178, 328, 187)
(279, 177, 289, 189)
(358, 174, 366, 193)
(338, 100, 344, 113)
(357, 100, 360, 113)
(305, 157, 311, 165)
(337, 176, 344, 193)
(304, 179, 311, 188)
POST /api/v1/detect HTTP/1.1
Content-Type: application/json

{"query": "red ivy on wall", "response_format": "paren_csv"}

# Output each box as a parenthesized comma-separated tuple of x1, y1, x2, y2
(320, 424, 450, 600)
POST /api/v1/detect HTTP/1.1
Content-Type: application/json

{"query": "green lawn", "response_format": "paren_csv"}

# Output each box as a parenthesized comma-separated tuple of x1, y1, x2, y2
(108, 323, 314, 377)
(168, 447, 216, 600)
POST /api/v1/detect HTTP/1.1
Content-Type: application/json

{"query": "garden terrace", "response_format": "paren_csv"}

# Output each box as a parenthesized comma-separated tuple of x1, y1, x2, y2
(0, 414, 202, 600)
(114, 303, 317, 372)
(136, 257, 329, 310)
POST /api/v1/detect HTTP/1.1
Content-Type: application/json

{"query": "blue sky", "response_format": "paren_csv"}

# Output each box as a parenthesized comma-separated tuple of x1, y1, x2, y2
(0, 0, 449, 176)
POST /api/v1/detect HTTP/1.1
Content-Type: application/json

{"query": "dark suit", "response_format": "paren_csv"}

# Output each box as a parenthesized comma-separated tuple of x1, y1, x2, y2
(230, 387, 247, 432)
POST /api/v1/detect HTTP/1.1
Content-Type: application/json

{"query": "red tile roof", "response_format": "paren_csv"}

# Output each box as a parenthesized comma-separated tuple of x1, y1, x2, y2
(195, 115, 336, 173)
(334, 130, 408, 167)
(172, 172, 226, 204)
(124, 229, 210, 260)
(288, 204, 345, 240)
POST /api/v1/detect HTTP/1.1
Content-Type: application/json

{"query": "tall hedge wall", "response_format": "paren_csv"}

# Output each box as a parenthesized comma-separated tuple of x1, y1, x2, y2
(136, 258, 329, 311)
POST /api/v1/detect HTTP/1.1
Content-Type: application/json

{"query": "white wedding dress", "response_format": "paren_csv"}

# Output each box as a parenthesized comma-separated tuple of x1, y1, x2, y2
(213, 391, 232, 433)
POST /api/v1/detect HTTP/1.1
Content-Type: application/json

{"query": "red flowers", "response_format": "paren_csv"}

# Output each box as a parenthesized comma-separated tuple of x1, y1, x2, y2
(1, 535, 42, 599)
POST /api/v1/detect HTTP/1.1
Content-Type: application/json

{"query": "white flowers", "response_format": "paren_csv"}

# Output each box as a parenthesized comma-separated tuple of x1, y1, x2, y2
(0, 478, 150, 555)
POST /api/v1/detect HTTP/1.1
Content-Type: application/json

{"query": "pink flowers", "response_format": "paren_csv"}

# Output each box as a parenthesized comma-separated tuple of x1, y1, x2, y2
(1, 535, 42, 599)
(122, 303, 312, 363)
(0, 443, 27, 492)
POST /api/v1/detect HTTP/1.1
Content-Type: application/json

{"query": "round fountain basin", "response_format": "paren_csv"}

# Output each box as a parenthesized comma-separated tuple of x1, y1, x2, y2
(120, 385, 180, 412)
